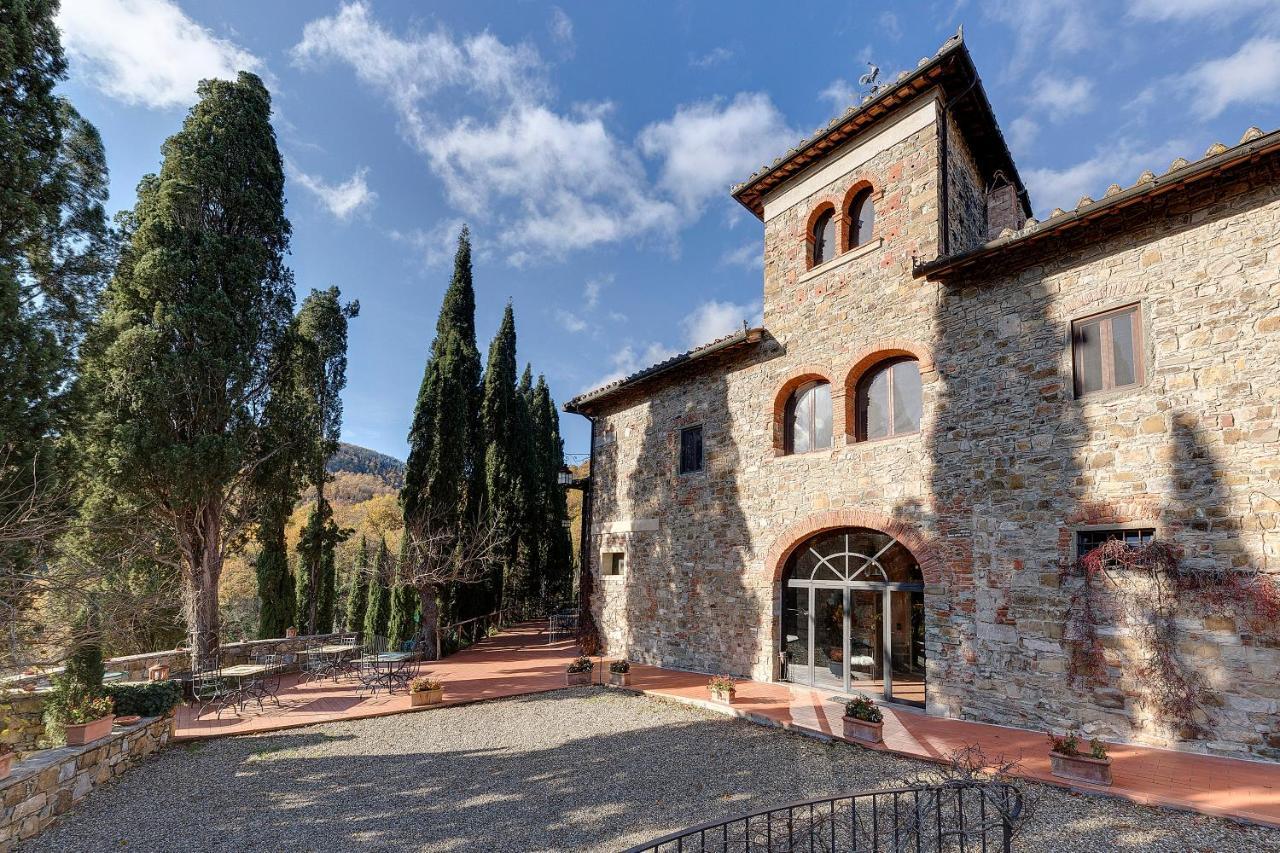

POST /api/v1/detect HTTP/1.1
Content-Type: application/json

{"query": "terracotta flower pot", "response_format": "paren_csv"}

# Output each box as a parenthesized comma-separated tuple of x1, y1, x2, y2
(710, 687, 735, 705)
(115, 715, 142, 726)
(65, 715, 114, 746)
(608, 671, 631, 687)
(410, 687, 443, 707)
(147, 663, 170, 681)
(0, 752, 13, 780)
(285, 627, 298, 639)
(842, 715, 884, 744)
(566, 670, 593, 687)
(1049, 751, 1113, 786)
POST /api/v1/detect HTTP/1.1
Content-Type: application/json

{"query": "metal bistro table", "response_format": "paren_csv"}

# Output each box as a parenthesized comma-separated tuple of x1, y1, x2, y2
(218, 664, 270, 710)
(359, 651, 413, 695)
(299, 644, 360, 682)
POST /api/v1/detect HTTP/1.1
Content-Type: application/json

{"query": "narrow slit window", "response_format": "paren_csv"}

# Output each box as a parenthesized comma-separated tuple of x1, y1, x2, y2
(679, 425, 703, 474)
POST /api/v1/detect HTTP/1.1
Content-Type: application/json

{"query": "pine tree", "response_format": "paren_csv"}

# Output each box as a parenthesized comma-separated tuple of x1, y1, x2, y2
(344, 535, 370, 632)
(79, 72, 294, 669)
(401, 227, 482, 646)
(362, 537, 393, 642)
(478, 303, 522, 613)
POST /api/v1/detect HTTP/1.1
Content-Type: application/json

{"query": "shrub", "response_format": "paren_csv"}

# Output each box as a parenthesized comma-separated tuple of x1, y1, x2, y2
(609, 659, 630, 674)
(47, 689, 113, 726)
(1088, 737, 1109, 760)
(1046, 730, 1079, 757)
(410, 677, 443, 693)
(105, 681, 183, 718)
(707, 675, 735, 692)
(567, 656, 593, 673)
(843, 695, 883, 723)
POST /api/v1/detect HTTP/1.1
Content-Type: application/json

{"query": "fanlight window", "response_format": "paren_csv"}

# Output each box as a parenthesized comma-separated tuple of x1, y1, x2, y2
(848, 188, 875, 248)
(811, 208, 837, 266)
(784, 380, 832, 454)
(787, 529, 921, 584)
(855, 357, 922, 441)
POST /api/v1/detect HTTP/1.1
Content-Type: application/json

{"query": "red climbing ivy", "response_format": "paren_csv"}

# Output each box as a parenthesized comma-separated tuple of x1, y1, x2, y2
(1061, 538, 1280, 739)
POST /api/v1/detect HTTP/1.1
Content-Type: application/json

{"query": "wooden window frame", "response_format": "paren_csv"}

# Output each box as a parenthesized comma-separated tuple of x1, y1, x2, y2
(1071, 303, 1144, 398)
(845, 187, 875, 250)
(784, 380, 832, 455)
(678, 425, 704, 475)
(601, 551, 626, 577)
(854, 357, 921, 442)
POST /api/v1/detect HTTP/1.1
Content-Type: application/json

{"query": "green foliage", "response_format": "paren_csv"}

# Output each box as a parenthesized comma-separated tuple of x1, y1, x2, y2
(362, 537, 392, 641)
(45, 688, 113, 727)
(343, 535, 370, 632)
(477, 303, 521, 615)
(78, 71, 295, 666)
(566, 656, 593, 673)
(105, 680, 182, 717)
(843, 695, 883, 723)
(328, 443, 405, 487)
(295, 498, 348, 634)
(256, 524, 294, 638)
(387, 583, 418, 649)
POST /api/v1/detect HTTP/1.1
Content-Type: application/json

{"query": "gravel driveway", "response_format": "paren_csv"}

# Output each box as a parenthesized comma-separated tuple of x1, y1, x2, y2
(21, 688, 1280, 852)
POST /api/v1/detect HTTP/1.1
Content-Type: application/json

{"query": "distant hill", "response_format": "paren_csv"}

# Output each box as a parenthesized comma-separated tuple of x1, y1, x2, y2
(327, 442, 405, 491)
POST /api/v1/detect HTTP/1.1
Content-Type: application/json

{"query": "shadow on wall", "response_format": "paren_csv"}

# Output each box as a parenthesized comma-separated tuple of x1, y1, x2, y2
(620, 357, 755, 678)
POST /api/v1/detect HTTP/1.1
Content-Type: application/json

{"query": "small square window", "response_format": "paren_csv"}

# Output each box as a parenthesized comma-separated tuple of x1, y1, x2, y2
(1076, 528, 1155, 558)
(679, 425, 703, 474)
(1072, 304, 1143, 397)
(602, 552, 625, 576)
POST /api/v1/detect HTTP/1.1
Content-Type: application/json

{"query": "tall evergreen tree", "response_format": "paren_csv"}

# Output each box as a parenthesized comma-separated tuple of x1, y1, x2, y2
(386, 579, 418, 650)
(401, 228, 482, 644)
(344, 535, 369, 632)
(362, 536, 392, 642)
(1, 0, 112, 665)
(79, 72, 294, 669)
(512, 365, 539, 608)
(534, 375, 574, 601)
(294, 286, 358, 633)
(478, 303, 522, 613)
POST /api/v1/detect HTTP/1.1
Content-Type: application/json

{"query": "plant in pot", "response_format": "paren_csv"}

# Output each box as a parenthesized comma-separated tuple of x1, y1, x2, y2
(608, 659, 631, 687)
(1047, 731, 1112, 786)
(566, 656, 594, 687)
(54, 689, 115, 746)
(708, 675, 736, 705)
(409, 677, 444, 707)
(842, 695, 885, 744)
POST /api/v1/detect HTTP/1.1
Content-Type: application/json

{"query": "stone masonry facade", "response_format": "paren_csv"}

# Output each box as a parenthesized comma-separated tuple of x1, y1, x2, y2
(570, 42, 1280, 761)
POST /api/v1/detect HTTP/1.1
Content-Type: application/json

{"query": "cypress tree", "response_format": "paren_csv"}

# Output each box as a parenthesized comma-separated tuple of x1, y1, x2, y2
(362, 536, 392, 642)
(344, 535, 370, 633)
(386, 581, 418, 650)
(478, 303, 522, 613)
(79, 72, 295, 668)
(294, 498, 347, 633)
(401, 227, 482, 641)
(513, 365, 539, 608)
(535, 376, 574, 601)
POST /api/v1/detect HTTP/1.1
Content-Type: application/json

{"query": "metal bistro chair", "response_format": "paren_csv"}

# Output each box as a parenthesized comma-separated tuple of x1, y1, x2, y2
(298, 640, 332, 684)
(241, 651, 284, 711)
(335, 633, 361, 680)
(191, 655, 241, 720)
(357, 636, 390, 697)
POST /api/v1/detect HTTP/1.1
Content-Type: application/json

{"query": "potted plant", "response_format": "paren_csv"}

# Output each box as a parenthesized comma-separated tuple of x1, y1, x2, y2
(409, 677, 444, 707)
(147, 662, 170, 681)
(0, 742, 14, 780)
(608, 659, 631, 687)
(841, 695, 884, 744)
(1047, 731, 1112, 786)
(566, 656, 594, 686)
(708, 675, 736, 705)
(60, 691, 115, 746)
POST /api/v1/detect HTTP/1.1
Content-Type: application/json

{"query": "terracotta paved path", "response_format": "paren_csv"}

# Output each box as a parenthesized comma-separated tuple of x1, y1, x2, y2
(176, 624, 1280, 830)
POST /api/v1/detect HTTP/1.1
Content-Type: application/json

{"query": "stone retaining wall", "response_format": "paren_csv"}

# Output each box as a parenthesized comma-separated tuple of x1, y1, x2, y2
(0, 714, 174, 851)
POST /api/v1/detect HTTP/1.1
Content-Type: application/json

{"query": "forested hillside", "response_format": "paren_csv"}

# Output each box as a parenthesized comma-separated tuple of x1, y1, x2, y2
(327, 442, 405, 488)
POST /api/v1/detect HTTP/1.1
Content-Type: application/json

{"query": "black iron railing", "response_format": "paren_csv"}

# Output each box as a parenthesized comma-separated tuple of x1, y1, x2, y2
(624, 781, 1023, 853)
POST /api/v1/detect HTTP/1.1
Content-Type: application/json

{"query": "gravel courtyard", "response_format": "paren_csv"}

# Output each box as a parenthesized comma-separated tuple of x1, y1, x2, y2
(22, 688, 1280, 852)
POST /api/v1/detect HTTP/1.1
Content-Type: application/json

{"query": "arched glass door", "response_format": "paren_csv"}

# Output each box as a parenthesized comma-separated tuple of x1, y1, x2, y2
(780, 528, 925, 706)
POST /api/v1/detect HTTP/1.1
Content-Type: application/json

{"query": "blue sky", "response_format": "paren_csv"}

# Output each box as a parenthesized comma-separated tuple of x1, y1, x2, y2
(56, 0, 1280, 461)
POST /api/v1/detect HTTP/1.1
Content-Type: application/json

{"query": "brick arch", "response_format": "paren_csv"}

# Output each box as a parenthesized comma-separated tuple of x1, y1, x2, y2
(842, 339, 936, 440)
(765, 510, 943, 586)
(771, 365, 840, 453)
(840, 180, 876, 249)
(804, 201, 837, 270)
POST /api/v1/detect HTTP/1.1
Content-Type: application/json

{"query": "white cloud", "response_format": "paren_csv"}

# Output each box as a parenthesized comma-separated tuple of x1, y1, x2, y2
(819, 78, 858, 112)
(389, 218, 470, 267)
(56, 0, 261, 109)
(1023, 138, 1187, 215)
(639, 93, 796, 214)
(556, 310, 588, 333)
(289, 164, 376, 220)
(1028, 74, 1094, 118)
(549, 7, 574, 50)
(1181, 37, 1280, 118)
(878, 11, 903, 41)
(1008, 116, 1039, 151)
(680, 300, 762, 349)
(690, 46, 734, 69)
(1128, 0, 1277, 22)
(719, 242, 762, 270)
(583, 275, 611, 310)
(584, 342, 678, 392)
(983, 0, 1095, 73)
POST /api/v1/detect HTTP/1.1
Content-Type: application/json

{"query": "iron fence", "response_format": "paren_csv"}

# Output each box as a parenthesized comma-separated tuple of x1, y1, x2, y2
(623, 781, 1023, 853)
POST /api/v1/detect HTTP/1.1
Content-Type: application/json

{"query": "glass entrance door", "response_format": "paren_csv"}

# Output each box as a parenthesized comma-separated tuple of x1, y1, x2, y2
(812, 588, 845, 690)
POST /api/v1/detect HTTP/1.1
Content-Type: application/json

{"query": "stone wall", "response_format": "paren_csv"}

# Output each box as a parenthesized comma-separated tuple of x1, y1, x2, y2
(0, 714, 174, 851)
(580, 93, 1280, 759)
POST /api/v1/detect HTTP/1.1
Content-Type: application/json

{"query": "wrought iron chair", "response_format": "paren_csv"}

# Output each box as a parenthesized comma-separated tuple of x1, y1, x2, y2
(190, 655, 240, 720)
(298, 641, 333, 684)
(241, 651, 284, 711)
(357, 635, 390, 697)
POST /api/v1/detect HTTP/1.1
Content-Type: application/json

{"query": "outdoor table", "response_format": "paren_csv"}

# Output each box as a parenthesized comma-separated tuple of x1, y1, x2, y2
(359, 652, 413, 694)
(301, 644, 359, 655)
(218, 664, 270, 711)
(103, 671, 127, 683)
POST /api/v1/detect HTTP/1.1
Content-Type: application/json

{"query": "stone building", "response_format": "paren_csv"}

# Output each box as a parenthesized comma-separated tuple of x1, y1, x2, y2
(564, 32, 1280, 760)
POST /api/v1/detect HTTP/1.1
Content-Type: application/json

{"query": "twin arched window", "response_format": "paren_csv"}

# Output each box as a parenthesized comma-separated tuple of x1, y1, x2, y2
(808, 187, 877, 269)
(784, 380, 832, 453)
(855, 357, 922, 441)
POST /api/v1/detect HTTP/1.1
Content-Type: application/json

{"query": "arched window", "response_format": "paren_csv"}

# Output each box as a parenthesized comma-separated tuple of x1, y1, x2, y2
(784, 381, 832, 453)
(810, 208, 837, 266)
(855, 358, 921, 441)
(847, 188, 875, 249)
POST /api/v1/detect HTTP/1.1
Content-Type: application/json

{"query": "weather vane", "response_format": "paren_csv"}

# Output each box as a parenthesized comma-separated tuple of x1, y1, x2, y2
(859, 62, 882, 96)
